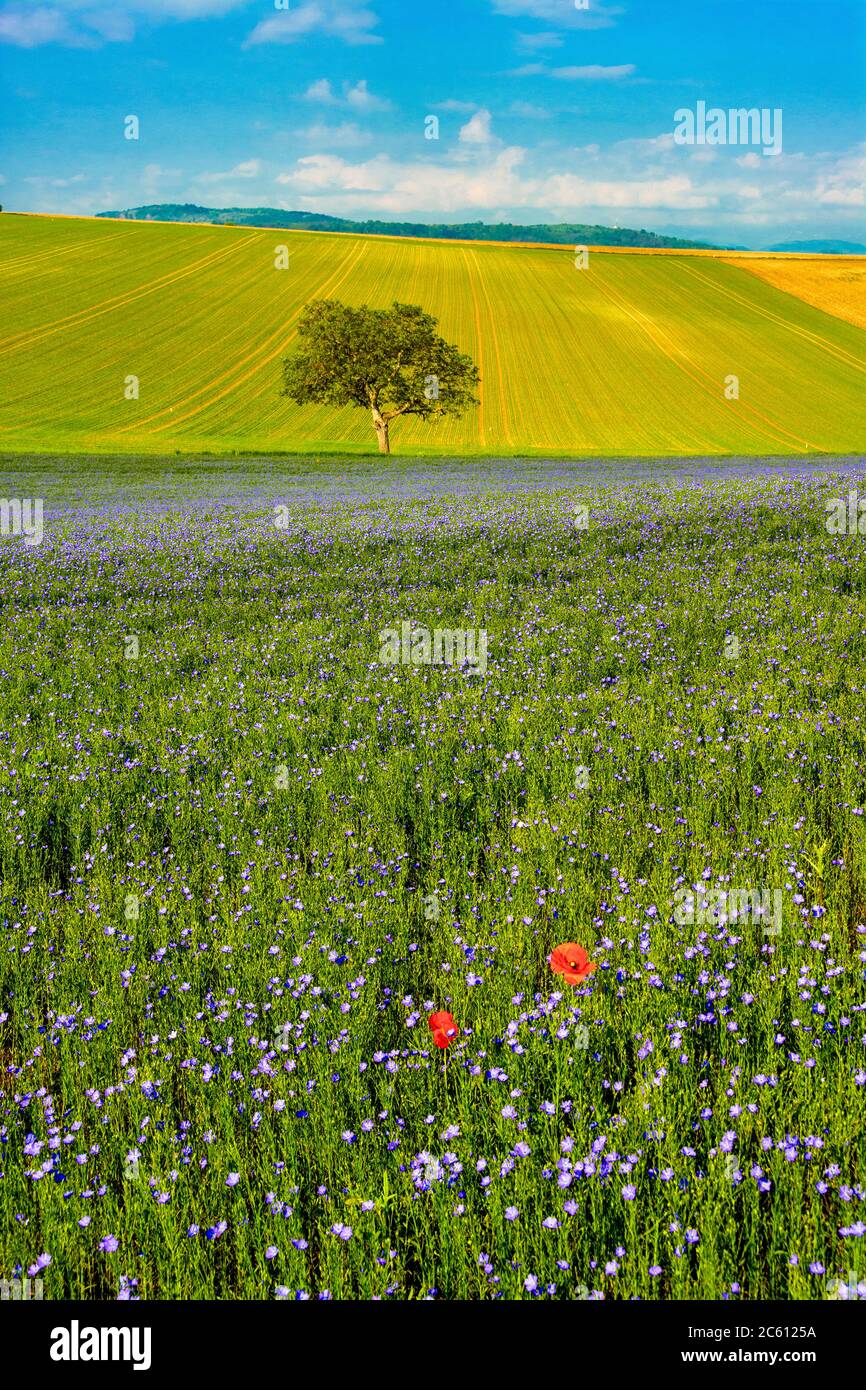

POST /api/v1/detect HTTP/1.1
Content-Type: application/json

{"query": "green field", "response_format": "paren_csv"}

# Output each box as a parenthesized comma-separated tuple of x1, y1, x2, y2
(1, 454, 865, 1301)
(2, 214, 866, 456)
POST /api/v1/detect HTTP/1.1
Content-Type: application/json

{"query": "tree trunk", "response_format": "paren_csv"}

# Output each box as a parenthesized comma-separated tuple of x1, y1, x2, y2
(371, 408, 390, 454)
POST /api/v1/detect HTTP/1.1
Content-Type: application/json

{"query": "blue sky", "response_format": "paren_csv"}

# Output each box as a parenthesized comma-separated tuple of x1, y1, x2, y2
(1, 0, 864, 246)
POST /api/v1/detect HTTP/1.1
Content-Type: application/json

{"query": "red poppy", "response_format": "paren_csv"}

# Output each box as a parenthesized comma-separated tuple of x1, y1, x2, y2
(428, 1010, 459, 1049)
(549, 942, 597, 986)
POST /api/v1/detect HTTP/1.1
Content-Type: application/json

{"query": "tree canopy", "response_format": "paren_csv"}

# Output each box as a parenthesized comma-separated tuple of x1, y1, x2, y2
(281, 299, 480, 452)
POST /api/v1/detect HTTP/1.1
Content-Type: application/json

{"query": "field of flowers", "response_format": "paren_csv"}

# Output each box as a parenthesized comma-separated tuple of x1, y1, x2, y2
(1, 453, 865, 1302)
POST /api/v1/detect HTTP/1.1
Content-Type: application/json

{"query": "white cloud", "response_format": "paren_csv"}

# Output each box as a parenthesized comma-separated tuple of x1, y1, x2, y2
(276, 147, 528, 212)
(127, 1, 251, 13)
(433, 99, 479, 114)
(614, 133, 675, 156)
(459, 109, 493, 145)
(142, 161, 183, 185)
(812, 147, 866, 207)
(24, 172, 87, 187)
(543, 171, 711, 209)
(815, 182, 864, 207)
(11, 133, 865, 244)
(515, 30, 563, 51)
(552, 63, 634, 80)
(101, 162, 183, 198)
(491, 0, 620, 29)
(301, 77, 390, 112)
(345, 79, 389, 111)
(0, 7, 83, 47)
(0, 0, 254, 46)
(0, 0, 383, 50)
(82, 10, 136, 41)
(198, 158, 261, 183)
(303, 78, 338, 104)
(270, 135, 866, 241)
(245, 1, 381, 48)
(295, 122, 371, 148)
(301, 78, 389, 114)
(509, 60, 635, 80)
(274, 145, 709, 216)
(509, 100, 550, 119)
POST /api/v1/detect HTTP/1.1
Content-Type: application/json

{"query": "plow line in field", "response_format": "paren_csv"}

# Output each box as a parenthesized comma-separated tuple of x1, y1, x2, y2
(675, 259, 866, 378)
(592, 268, 815, 452)
(460, 247, 486, 447)
(0, 234, 260, 357)
(112, 238, 371, 435)
(468, 248, 511, 447)
(0, 227, 139, 278)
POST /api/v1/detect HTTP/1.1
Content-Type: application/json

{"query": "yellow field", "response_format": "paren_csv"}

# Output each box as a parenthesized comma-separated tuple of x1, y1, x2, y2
(2, 213, 866, 455)
(725, 255, 866, 333)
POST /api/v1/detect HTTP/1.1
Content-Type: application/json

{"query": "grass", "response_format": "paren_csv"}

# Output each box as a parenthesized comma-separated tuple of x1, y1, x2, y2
(1, 453, 865, 1301)
(2, 213, 866, 456)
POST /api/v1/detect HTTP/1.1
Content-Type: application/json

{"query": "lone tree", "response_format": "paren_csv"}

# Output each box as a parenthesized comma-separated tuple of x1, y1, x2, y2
(281, 299, 480, 454)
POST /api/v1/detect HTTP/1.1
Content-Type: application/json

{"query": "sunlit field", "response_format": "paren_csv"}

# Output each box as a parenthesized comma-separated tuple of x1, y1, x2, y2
(3, 215, 866, 456)
(729, 255, 866, 334)
(1, 454, 865, 1301)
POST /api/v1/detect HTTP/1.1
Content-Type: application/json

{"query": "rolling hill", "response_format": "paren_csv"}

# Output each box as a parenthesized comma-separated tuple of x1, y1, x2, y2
(96, 204, 723, 251)
(2, 212, 865, 456)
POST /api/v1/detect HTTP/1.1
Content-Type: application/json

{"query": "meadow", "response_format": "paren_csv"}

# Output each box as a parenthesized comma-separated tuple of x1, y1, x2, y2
(1, 453, 865, 1301)
(2, 214, 866, 457)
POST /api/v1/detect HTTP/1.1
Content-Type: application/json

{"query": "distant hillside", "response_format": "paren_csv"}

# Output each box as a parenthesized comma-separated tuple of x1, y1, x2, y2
(96, 203, 724, 251)
(767, 240, 866, 255)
